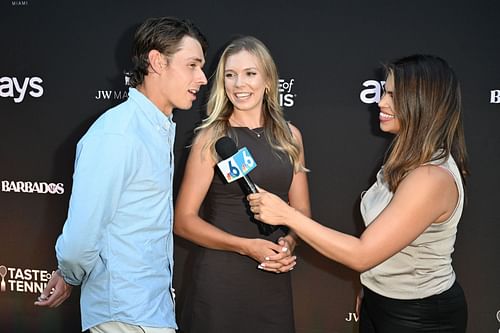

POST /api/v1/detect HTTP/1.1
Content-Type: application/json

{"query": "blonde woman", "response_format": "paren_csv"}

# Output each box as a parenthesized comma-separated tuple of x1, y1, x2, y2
(174, 36, 310, 333)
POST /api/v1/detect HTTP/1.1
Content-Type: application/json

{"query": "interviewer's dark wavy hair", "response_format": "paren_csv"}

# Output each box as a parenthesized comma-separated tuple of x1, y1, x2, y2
(128, 16, 208, 87)
(383, 54, 469, 192)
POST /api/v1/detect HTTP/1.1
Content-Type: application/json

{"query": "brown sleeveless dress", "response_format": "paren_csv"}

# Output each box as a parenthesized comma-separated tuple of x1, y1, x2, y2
(180, 127, 295, 333)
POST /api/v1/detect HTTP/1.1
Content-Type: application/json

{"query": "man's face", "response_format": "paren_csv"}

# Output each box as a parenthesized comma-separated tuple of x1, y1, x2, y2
(159, 36, 207, 111)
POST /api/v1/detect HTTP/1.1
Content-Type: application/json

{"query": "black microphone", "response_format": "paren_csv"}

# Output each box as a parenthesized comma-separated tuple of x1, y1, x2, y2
(215, 136, 276, 235)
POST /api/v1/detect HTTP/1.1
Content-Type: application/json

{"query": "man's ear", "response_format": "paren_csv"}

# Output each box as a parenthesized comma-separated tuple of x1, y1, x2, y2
(148, 49, 165, 74)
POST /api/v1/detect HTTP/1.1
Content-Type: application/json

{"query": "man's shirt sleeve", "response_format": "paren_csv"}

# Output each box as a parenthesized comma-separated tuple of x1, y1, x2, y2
(55, 132, 135, 285)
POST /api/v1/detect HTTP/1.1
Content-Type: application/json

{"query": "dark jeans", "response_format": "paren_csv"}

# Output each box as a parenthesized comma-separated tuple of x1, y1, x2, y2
(359, 281, 467, 333)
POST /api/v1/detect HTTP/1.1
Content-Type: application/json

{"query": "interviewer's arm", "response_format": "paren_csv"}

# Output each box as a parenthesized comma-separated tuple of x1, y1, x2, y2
(250, 165, 458, 272)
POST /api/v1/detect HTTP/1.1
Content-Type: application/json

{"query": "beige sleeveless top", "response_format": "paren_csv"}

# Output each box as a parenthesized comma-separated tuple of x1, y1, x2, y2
(359, 155, 464, 299)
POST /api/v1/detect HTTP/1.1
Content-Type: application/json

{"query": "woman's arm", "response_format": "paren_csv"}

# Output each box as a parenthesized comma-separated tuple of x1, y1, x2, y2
(258, 124, 311, 272)
(287, 124, 312, 221)
(174, 130, 286, 263)
(249, 164, 458, 272)
(282, 123, 311, 248)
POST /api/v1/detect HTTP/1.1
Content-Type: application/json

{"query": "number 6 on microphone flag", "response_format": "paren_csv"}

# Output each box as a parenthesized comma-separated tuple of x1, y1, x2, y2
(216, 147, 257, 183)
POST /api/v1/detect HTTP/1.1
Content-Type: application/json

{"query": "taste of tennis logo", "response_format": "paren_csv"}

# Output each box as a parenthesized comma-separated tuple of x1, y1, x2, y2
(0, 265, 52, 294)
(279, 78, 296, 108)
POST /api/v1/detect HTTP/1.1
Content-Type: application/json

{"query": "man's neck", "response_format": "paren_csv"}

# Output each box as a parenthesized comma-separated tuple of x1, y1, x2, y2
(136, 84, 173, 117)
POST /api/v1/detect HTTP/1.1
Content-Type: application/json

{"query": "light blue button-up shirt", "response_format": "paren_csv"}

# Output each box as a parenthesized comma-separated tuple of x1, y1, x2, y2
(56, 88, 177, 331)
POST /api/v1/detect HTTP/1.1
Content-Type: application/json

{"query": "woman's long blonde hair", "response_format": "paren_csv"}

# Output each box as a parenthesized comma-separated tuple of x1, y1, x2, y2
(383, 54, 469, 192)
(196, 36, 306, 172)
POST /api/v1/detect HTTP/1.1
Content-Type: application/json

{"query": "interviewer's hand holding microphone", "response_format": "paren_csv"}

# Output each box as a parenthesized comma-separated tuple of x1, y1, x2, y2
(248, 187, 297, 227)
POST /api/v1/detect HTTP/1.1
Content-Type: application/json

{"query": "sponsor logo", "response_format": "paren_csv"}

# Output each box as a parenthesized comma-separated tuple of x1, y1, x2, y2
(1, 180, 64, 194)
(0, 76, 44, 103)
(0, 265, 52, 294)
(497, 309, 500, 333)
(360, 79, 386, 104)
(490, 90, 500, 104)
(95, 90, 129, 100)
(11, 0, 29, 6)
(95, 73, 297, 106)
(94, 72, 130, 100)
(279, 78, 296, 108)
(345, 312, 359, 322)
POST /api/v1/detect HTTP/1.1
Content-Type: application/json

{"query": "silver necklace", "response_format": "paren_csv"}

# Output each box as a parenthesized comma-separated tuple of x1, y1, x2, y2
(230, 119, 265, 138)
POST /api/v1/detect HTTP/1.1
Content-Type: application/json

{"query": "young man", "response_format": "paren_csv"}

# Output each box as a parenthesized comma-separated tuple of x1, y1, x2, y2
(34, 17, 208, 333)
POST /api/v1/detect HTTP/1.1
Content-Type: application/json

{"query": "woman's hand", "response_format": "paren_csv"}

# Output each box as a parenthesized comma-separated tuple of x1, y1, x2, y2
(247, 188, 296, 226)
(257, 236, 297, 273)
(242, 237, 297, 274)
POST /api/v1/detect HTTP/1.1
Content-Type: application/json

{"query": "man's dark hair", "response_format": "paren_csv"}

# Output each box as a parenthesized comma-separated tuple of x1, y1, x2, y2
(129, 16, 208, 87)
